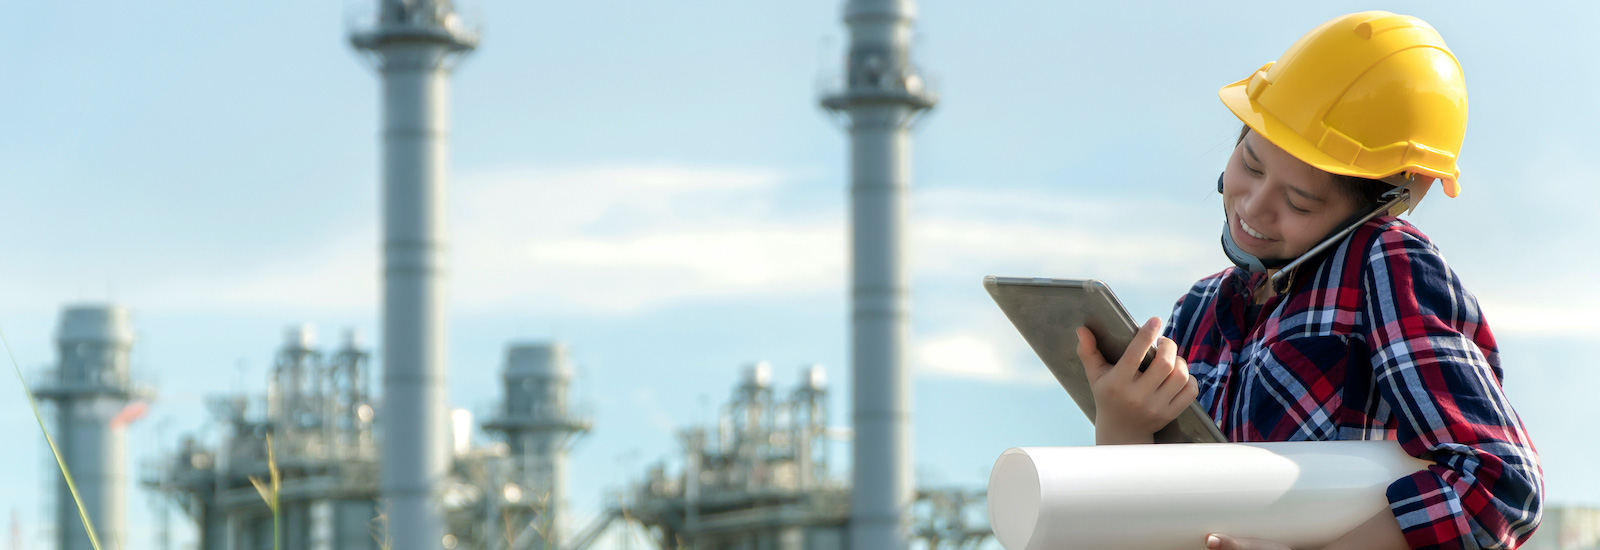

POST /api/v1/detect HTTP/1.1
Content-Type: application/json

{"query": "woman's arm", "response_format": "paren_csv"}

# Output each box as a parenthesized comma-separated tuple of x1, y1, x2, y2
(1360, 224, 1542, 549)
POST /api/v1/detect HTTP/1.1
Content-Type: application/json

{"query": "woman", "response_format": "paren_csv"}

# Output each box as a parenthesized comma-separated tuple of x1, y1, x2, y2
(1074, 11, 1542, 550)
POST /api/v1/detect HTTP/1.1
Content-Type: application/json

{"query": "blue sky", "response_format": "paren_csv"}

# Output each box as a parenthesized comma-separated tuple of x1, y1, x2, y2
(1, 1, 1596, 548)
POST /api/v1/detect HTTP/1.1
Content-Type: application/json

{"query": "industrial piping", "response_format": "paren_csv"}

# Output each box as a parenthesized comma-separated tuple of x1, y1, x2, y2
(350, 2, 477, 548)
(820, 1, 936, 548)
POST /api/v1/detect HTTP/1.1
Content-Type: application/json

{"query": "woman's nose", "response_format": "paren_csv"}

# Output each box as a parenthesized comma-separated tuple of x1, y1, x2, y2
(1238, 182, 1275, 222)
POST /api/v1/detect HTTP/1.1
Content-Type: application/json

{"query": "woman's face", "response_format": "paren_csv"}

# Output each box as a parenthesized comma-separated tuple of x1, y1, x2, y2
(1222, 130, 1364, 263)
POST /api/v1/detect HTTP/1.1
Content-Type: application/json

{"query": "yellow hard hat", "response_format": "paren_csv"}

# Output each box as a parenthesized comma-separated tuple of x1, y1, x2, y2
(1219, 11, 1467, 198)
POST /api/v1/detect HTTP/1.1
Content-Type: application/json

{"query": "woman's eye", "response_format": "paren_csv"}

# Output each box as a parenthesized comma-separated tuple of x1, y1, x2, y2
(1244, 162, 1263, 175)
(1287, 201, 1310, 214)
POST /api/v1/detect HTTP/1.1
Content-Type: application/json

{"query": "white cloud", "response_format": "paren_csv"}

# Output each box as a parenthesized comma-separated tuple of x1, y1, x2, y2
(450, 164, 844, 313)
(912, 188, 1224, 289)
(129, 229, 378, 313)
(445, 167, 1231, 315)
(914, 326, 1061, 385)
(916, 334, 1007, 379)
(1479, 289, 1600, 340)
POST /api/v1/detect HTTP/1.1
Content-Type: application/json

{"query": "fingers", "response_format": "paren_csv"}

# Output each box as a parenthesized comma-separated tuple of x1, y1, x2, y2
(1116, 317, 1163, 378)
(1136, 335, 1180, 392)
(1153, 353, 1192, 404)
(1206, 533, 1292, 550)
(1162, 374, 1200, 420)
(1075, 327, 1111, 384)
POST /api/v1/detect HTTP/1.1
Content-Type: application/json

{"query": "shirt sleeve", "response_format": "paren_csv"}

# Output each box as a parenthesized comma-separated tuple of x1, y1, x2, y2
(1360, 226, 1543, 549)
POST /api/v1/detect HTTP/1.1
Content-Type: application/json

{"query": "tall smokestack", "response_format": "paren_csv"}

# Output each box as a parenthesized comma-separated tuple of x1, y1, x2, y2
(350, 2, 477, 548)
(820, 1, 936, 549)
(36, 305, 142, 550)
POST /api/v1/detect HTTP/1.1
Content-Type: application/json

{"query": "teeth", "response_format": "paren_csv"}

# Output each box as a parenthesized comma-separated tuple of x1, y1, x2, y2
(1241, 219, 1269, 240)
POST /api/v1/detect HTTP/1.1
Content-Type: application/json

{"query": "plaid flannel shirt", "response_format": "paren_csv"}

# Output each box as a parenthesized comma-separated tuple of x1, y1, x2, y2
(1164, 216, 1543, 549)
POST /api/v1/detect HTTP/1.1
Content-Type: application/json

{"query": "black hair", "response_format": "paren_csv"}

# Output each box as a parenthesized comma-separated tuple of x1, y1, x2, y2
(1235, 125, 1391, 206)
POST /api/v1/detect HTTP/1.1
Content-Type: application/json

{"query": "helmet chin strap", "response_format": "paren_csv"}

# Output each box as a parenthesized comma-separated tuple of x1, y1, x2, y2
(1217, 173, 1293, 274)
(1215, 172, 1413, 293)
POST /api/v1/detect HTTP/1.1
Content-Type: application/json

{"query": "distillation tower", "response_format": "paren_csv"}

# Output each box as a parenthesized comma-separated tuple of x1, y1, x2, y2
(482, 343, 593, 549)
(819, 0, 936, 548)
(350, 1, 478, 547)
(35, 305, 148, 550)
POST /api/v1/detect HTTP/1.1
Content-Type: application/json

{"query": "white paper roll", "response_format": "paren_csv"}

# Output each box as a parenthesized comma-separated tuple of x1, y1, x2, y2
(987, 441, 1430, 550)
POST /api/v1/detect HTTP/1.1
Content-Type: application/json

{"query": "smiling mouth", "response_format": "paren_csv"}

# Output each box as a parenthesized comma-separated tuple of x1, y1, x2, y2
(1241, 218, 1269, 240)
(1233, 211, 1275, 242)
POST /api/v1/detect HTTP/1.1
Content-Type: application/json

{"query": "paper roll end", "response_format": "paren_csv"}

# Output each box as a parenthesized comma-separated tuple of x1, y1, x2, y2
(989, 448, 1043, 549)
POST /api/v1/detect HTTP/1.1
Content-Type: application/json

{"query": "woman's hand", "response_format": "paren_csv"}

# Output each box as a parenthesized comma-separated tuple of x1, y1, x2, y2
(1075, 317, 1198, 445)
(1204, 506, 1409, 549)
(1204, 534, 1291, 550)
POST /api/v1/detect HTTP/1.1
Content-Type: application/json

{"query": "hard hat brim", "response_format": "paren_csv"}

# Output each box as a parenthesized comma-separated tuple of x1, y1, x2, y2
(1219, 75, 1461, 198)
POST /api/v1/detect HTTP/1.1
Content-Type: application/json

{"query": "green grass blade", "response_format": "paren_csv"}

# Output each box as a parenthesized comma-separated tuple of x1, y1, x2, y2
(2, 328, 105, 550)
(250, 433, 281, 550)
(268, 433, 280, 550)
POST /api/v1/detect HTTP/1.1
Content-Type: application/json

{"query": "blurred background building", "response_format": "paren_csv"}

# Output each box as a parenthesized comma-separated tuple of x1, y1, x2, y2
(141, 329, 595, 550)
(136, 336, 989, 550)
(1522, 507, 1600, 550)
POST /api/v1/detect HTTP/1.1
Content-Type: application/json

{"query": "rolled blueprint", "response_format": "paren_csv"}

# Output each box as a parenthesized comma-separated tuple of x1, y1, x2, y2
(987, 441, 1430, 550)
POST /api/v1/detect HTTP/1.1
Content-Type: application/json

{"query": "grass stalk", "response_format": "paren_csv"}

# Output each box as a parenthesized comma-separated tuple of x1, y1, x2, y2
(2, 328, 106, 550)
(249, 433, 282, 550)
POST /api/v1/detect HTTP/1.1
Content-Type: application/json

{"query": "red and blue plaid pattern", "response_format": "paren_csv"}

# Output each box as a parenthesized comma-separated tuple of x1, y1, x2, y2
(1165, 217, 1543, 549)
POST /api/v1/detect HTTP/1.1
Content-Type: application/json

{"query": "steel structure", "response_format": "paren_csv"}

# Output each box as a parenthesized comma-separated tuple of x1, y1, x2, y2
(622, 363, 846, 550)
(144, 327, 383, 550)
(482, 343, 593, 549)
(605, 363, 990, 550)
(35, 305, 148, 550)
(145, 329, 592, 550)
(819, 0, 936, 548)
(350, 1, 478, 548)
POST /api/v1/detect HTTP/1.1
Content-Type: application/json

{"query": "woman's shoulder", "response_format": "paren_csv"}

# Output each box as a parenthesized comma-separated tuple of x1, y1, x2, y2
(1338, 215, 1491, 335)
(1346, 216, 1444, 266)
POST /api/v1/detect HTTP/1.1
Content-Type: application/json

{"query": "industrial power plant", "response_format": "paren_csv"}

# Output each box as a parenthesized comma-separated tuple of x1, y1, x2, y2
(16, 1, 1600, 550)
(23, 0, 997, 549)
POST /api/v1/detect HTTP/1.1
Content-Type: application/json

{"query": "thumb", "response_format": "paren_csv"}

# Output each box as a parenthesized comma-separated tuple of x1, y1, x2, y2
(1207, 533, 1288, 550)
